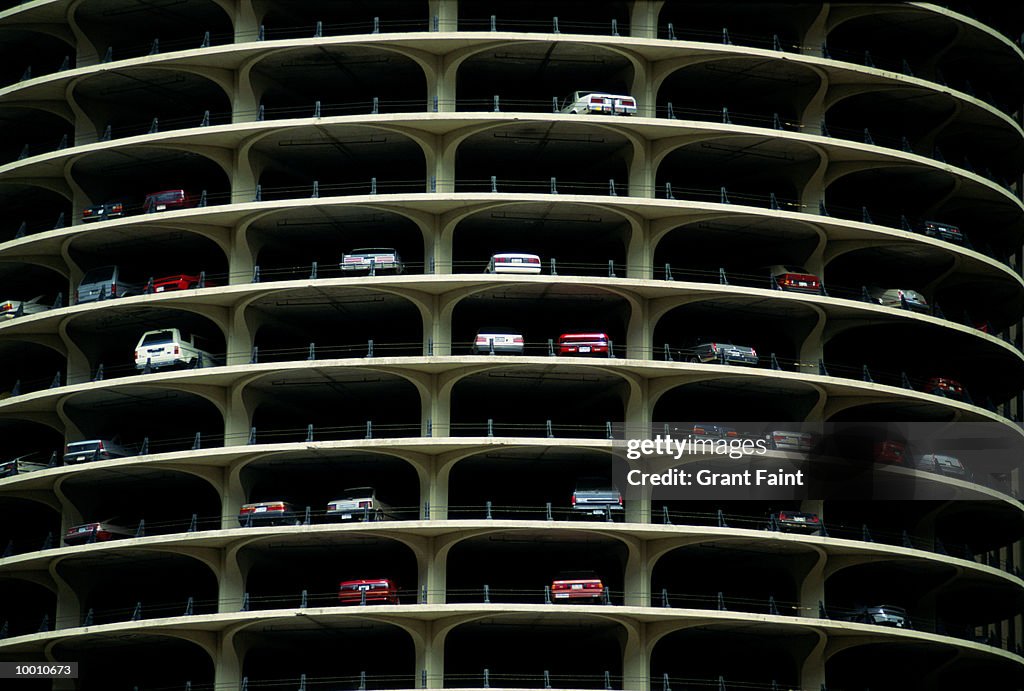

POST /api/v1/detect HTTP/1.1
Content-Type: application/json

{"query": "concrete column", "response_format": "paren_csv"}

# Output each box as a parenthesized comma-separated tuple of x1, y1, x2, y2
(626, 219, 652, 280)
(232, 0, 259, 42)
(629, 1, 664, 39)
(623, 539, 650, 607)
(626, 296, 651, 360)
(428, 0, 457, 32)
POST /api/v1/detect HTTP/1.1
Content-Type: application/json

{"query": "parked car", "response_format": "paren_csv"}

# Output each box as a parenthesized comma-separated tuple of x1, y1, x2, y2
(560, 91, 637, 116)
(767, 430, 815, 451)
(338, 578, 399, 605)
(63, 439, 131, 465)
(921, 221, 964, 245)
(326, 487, 392, 522)
(922, 376, 965, 400)
(571, 477, 623, 516)
(0, 296, 51, 319)
(0, 453, 55, 478)
(551, 572, 605, 601)
(340, 248, 403, 274)
(143, 189, 195, 213)
(75, 265, 142, 304)
(915, 453, 968, 479)
(81, 201, 126, 223)
(238, 501, 301, 526)
(558, 332, 610, 356)
(868, 287, 929, 313)
(134, 328, 220, 370)
(768, 265, 821, 294)
(873, 440, 907, 465)
(690, 423, 738, 438)
(771, 510, 822, 535)
(151, 273, 208, 293)
(846, 604, 911, 628)
(472, 328, 525, 355)
(684, 341, 758, 366)
(490, 252, 542, 274)
(63, 518, 134, 545)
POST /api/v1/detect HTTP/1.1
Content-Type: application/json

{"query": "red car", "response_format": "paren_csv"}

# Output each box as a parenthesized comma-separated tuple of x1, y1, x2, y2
(551, 574, 604, 602)
(768, 265, 821, 294)
(143, 189, 196, 213)
(338, 578, 399, 605)
(873, 440, 907, 465)
(558, 332, 610, 356)
(922, 376, 964, 400)
(151, 273, 208, 293)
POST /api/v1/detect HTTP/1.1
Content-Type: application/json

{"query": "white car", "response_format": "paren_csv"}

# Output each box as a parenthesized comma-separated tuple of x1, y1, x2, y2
(326, 487, 393, 521)
(341, 248, 403, 274)
(489, 253, 542, 274)
(472, 327, 525, 355)
(0, 296, 51, 319)
(560, 91, 637, 116)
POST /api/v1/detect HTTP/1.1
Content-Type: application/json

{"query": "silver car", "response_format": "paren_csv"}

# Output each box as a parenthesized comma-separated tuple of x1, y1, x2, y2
(868, 287, 929, 313)
(684, 341, 758, 366)
(0, 296, 51, 319)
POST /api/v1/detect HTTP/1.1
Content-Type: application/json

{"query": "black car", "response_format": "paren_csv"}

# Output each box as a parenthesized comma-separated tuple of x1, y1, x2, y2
(921, 221, 964, 245)
(771, 510, 822, 535)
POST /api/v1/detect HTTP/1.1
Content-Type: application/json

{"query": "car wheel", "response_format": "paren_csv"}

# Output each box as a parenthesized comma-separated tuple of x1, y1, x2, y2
(689, 356, 701, 364)
(570, 109, 578, 114)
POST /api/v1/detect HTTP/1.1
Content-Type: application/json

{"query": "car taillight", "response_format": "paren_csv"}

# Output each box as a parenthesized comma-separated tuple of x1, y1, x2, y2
(110, 283, 117, 297)
(528, 257, 540, 264)
(134, 350, 138, 359)
(475, 337, 487, 344)
(623, 99, 635, 106)
(618, 495, 623, 506)
(1, 303, 11, 311)
(358, 501, 372, 508)
(710, 343, 718, 352)
(174, 346, 180, 355)
(513, 337, 524, 343)
(751, 349, 757, 357)
(571, 493, 577, 506)
(98, 442, 105, 451)
(82, 209, 93, 216)
(590, 97, 603, 104)
(239, 506, 254, 514)
(112, 204, 123, 213)
(810, 515, 820, 522)
(779, 512, 789, 520)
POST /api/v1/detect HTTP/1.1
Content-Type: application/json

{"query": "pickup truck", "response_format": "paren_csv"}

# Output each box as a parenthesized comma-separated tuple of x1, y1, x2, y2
(134, 328, 219, 370)
(571, 477, 623, 516)
(340, 248, 404, 274)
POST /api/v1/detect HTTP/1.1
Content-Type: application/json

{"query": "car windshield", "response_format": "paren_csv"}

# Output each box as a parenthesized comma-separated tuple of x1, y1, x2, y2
(141, 331, 175, 345)
(338, 487, 374, 499)
(81, 266, 115, 283)
(67, 441, 101, 451)
(151, 191, 184, 202)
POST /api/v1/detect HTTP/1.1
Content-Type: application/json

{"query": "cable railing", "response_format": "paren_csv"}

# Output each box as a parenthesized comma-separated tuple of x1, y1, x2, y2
(0, 334, 1015, 423)
(1, 582, 1016, 658)
(4, 96, 1020, 203)
(2, 500, 1019, 579)
(3, 176, 1017, 279)
(2, 8, 1018, 119)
